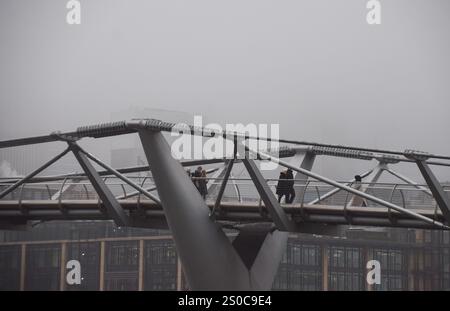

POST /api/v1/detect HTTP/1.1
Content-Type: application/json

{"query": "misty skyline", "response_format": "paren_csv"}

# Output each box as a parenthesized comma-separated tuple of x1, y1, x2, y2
(0, 0, 449, 181)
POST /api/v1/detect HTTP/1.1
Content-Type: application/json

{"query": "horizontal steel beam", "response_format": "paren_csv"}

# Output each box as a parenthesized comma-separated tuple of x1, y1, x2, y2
(0, 200, 445, 230)
(0, 158, 230, 184)
(2, 119, 450, 162)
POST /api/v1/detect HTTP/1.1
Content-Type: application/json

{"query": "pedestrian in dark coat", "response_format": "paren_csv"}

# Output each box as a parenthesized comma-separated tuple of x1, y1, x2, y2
(193, 166, 202, 191)
(276, 171, 289, 203)
(285, 169, 295, 203)
(198, 170, 208, 200)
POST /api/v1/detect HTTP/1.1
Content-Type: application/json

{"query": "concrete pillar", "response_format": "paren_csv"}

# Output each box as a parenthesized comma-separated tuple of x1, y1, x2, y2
(19, 244, 26, 291)
(408, 248, 415, 291)
(59, 242, 67, 291)
(322, 245, 328, 291)
(138, 240, 144, 291)
(99, 241, 105, 291)
(363, 247, 373, 291)
(176, 256, 183, 291)
(415, 230, 424, 291)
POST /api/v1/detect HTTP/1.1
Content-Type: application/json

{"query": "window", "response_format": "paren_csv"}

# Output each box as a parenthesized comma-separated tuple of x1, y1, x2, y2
(25, 244, 61, 291)
(301, 246, 319, 266)
(328, 246, 363, 291)
(66, 242, 100, 291)
(372, 248, 407, 291)
(144, 240, 177, 290)
(443, 232, 450, 245)
(0, 245, 21, 290)
(104, 241, 139, 290)
(106, 241, 139, 271)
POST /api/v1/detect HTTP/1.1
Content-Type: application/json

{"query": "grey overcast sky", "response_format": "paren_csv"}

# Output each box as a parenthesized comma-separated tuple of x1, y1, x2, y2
(0, 0, 449, 180)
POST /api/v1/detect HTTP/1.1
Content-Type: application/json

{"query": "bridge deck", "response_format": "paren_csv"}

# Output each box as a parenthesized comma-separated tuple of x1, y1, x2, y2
(0, 200, 444, 231)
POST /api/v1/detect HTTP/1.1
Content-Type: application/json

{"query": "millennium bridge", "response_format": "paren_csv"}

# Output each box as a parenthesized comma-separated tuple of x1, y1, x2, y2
(1, 119, 449, 290)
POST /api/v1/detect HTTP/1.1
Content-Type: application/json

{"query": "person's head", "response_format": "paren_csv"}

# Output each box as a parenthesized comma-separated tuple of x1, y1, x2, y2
(197, 166, 202, 172)
(355, 175, 362, 182)
(201, 170, 207, 177)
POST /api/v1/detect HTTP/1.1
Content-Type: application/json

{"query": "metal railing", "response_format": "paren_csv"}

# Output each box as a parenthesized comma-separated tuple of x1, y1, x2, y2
(1, 177, 448, 212)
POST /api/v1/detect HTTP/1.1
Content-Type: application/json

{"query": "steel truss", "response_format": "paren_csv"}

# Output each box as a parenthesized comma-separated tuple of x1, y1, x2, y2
(0, 118, 449, 290)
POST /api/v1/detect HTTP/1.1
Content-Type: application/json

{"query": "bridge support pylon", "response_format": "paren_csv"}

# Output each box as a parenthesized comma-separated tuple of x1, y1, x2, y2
(137, 128, 287, 290)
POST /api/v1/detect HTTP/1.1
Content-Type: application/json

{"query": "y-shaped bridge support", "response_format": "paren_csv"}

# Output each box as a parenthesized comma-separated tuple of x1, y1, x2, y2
(136, 128, 287, 290)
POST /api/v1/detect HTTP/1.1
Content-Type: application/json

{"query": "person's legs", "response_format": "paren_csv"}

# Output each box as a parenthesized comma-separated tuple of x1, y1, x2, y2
(289, 189, 295, 204)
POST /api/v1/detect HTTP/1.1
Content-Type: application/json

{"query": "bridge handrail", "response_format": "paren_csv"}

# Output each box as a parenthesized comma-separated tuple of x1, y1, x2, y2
(1, 179, 447, 192)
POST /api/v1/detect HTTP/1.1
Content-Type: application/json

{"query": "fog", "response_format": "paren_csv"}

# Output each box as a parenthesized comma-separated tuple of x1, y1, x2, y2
(0, 0, 449, 181)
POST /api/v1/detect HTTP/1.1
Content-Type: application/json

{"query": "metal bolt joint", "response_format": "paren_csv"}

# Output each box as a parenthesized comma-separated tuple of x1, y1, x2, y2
(404, 149, 430, 161)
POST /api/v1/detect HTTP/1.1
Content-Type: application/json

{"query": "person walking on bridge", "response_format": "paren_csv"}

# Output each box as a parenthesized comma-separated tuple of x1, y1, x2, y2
(198, 169, 208, 200)
(193, 166, 202, 191)
(350, 175, 368, 207)
(276, 171, 289, 203)
(286, 168, 295, 203)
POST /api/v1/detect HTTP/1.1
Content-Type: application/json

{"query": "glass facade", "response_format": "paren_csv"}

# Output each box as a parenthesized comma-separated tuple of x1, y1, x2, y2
(144, 240, 177, 290)
(273, 241, 322, 290)
(66, 242, 100, 291)
(372, 248, 406, 290)
(329, 246, 364, 291)
(442, 247, 450, 290)
(105, 241, 139, 291)
(1, 222, 450, 291)
(25, 244, 61, 291)
(0, 245, 21, 290)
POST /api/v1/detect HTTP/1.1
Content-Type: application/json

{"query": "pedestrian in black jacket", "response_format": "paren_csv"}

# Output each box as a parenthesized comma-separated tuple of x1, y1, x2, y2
(286, 169, 295, 203)
(198, 169, 208, 200)
(276, 171, 289, 203)
(193, 166, 202, 192)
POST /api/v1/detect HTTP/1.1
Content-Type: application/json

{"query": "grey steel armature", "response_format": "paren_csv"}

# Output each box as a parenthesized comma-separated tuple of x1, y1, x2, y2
(290, 151, 316, 204)
(79, 148, 161, 204)
(211, 159, 235, 218)
(308, 168, 374, 205)
(69, 143, 130, 227)
(244, 143, 449, 230)
(243, 159, 295, 232)
(385, 168, 432, 196)
(414, 160, 450, 224)
(0, 148, 70, 199)
(3, 118, 450, 162)
(137, 129, 287, 290)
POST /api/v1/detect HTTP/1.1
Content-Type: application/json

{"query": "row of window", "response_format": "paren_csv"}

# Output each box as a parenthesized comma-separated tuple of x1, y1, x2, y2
(0, 240, 178, 290)
(2, 240, 450, 290)
(0, 221, 165, 243)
